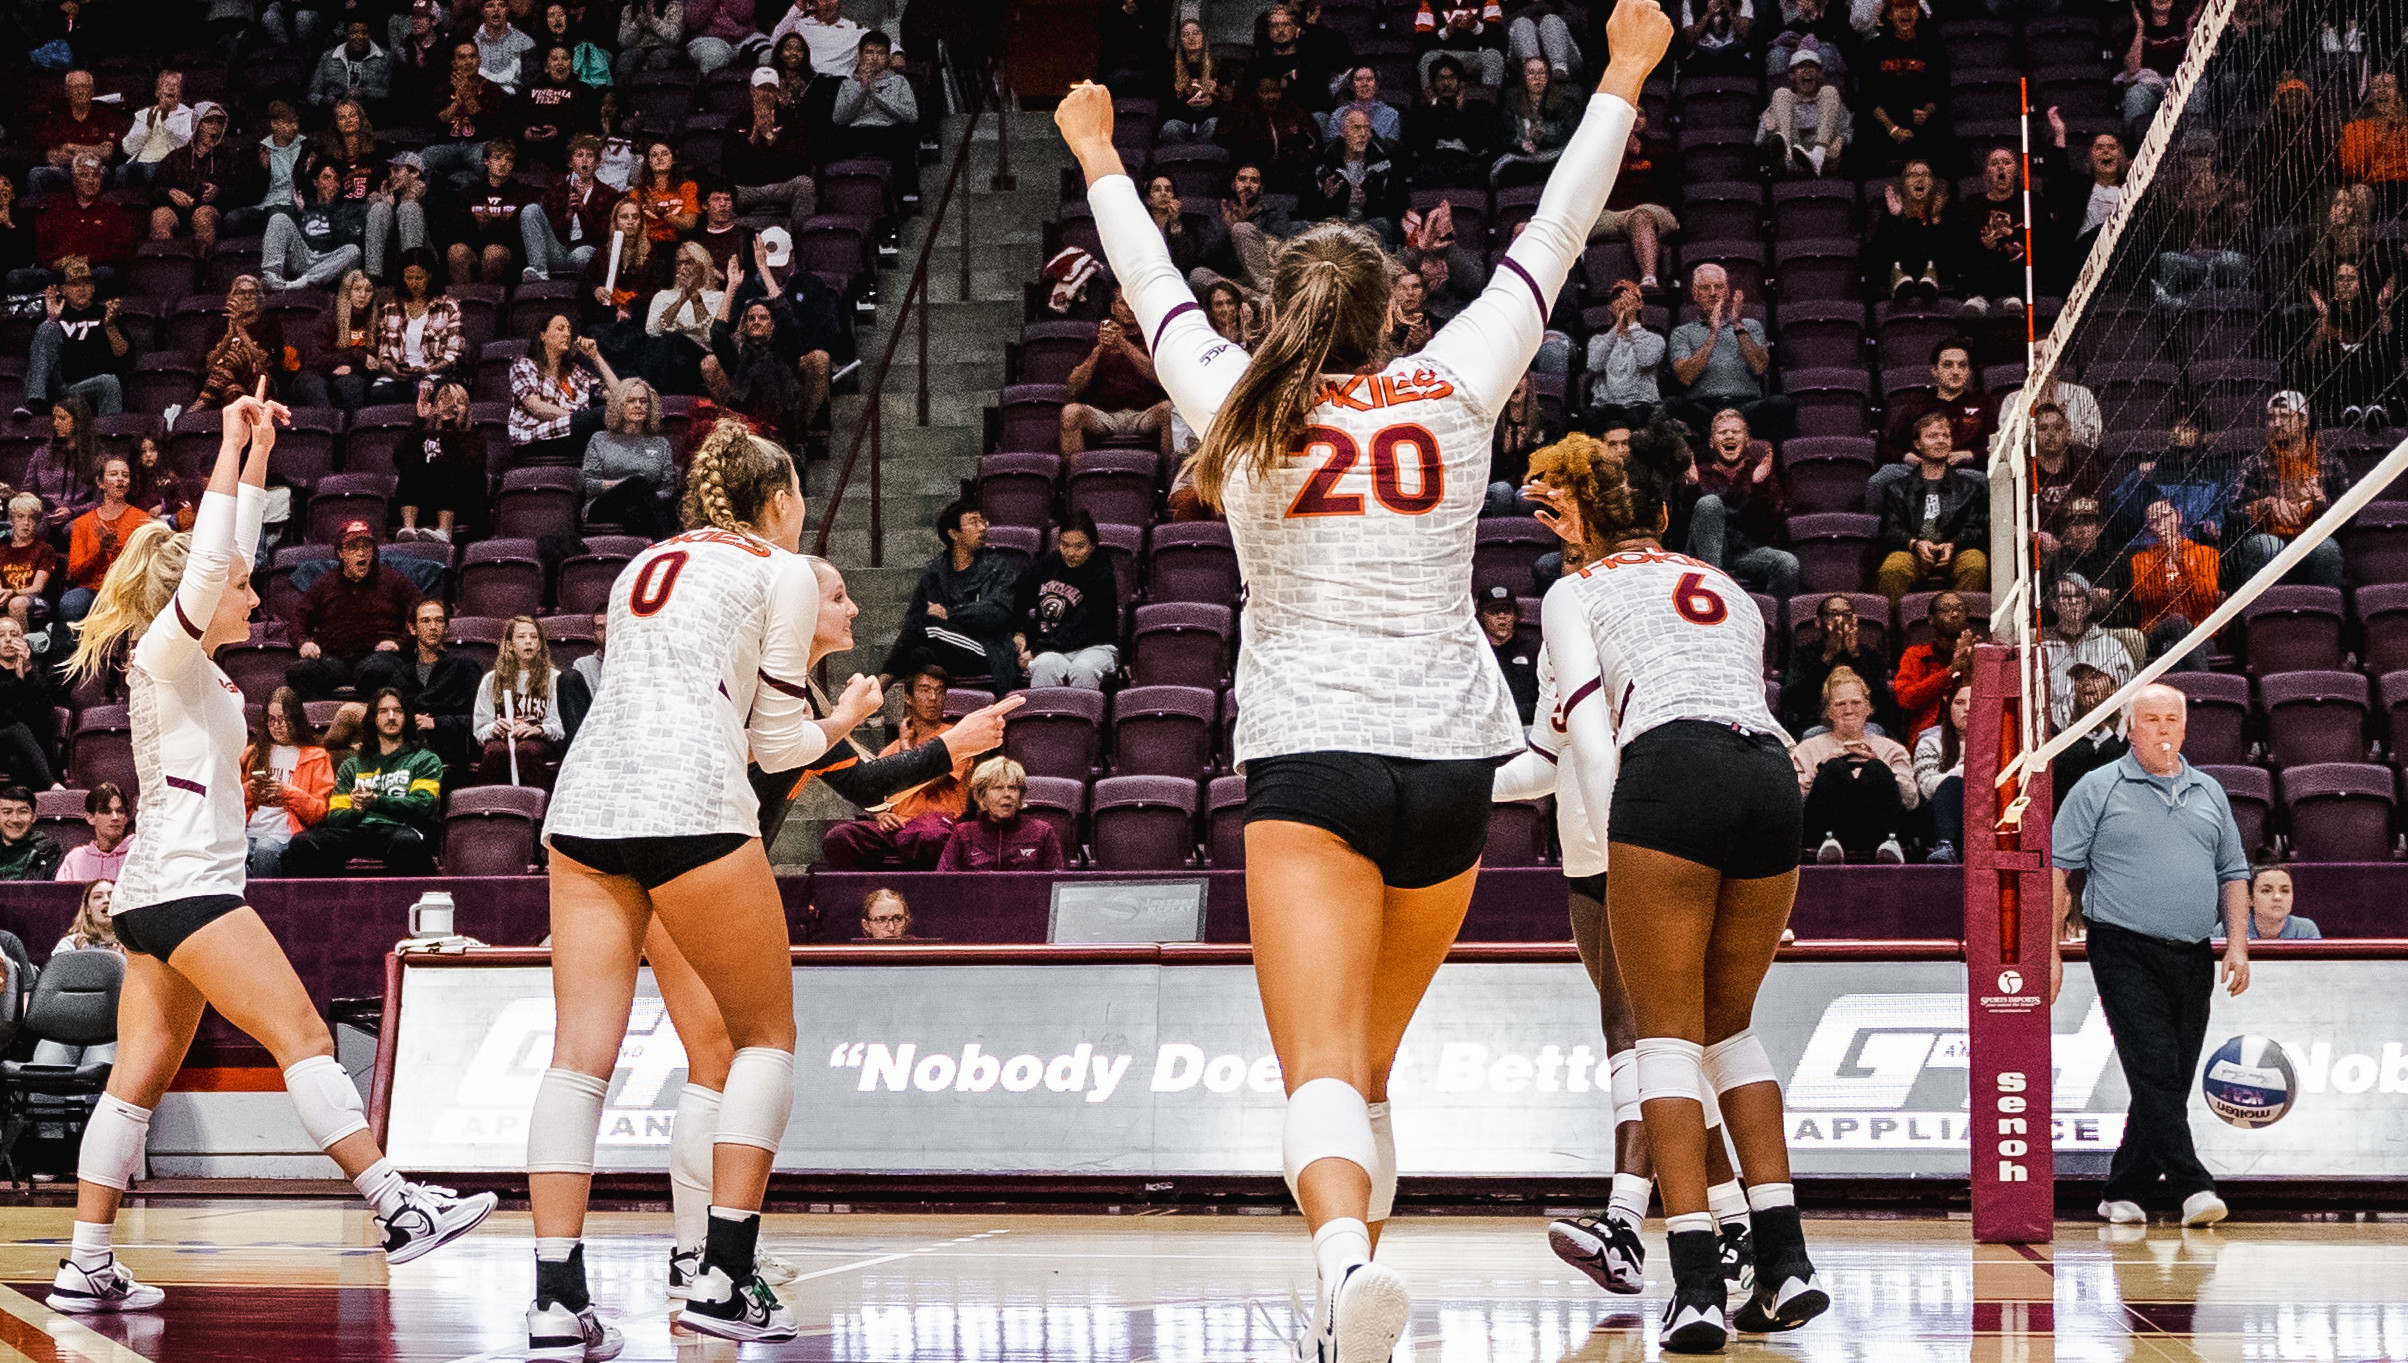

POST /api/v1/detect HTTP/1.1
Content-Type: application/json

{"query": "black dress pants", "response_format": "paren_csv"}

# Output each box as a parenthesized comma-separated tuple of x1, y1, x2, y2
(2087, 919, 2218, 1206)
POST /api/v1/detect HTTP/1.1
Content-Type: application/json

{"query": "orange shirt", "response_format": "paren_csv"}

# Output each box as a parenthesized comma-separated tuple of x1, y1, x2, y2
(635, 179, 699, 242)
(2260, 440, 2323, 537)
(2341, 118, 2408, 183)
(2129, 539, 2222, 633)
(880, 719, 972, 822)
(66, 504, 154, 590)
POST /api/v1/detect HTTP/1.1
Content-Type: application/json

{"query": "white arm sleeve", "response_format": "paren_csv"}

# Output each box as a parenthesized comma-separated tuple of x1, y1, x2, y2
(134, 487, 241, 679)
(747, 549, 831, 772)
(1493, 746, 1559, 802)
(1542, 582, 1620, 844)
(1421, 93, 1637, 419)
(1087, 173, 1252, 437)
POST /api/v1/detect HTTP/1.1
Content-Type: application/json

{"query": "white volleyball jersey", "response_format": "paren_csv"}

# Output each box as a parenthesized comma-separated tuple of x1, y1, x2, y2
(1492, 639, 1614, 877)
(1088, 93, 1639, 765)
(1544, 549, 1787, 752)
(116, 486, 266, 913)
(546, 529, 824, 842)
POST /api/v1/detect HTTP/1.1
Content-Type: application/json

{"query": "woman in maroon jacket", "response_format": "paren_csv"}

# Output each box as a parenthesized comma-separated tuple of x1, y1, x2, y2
(936, 756, 1066, 871)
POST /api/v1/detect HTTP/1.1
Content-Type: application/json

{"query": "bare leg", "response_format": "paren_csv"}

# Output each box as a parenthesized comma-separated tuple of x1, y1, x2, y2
(1628, 211, 1660, 282)
(1059, 403, 1092, 455)
(1604, 845, 1719, 1217)
(1704, 871, 1802, 1187)
(73, 953, 207, 1227)
(530, 852, 650, 1241)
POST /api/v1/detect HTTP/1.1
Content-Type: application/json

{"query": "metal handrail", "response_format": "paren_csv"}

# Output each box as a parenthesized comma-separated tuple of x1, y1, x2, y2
(810, 62, 1004, 566)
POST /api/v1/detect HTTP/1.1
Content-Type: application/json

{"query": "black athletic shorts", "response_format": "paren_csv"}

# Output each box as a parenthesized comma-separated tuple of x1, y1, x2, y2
(1243, 751, 1497, 889)
(1567, 872, 1606, 901)
(1610, 720, 1803, 881)
(548, 833, 753, 890)
(112, 894, 246, 960)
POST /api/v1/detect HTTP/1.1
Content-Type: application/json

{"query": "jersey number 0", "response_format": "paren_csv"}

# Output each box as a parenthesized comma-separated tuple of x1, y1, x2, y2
(629, 550, 690, 617)
(1286, 424, 1444, 518)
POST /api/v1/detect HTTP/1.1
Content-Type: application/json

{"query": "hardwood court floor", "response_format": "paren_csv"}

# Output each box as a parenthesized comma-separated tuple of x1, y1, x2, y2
(0, 1204, 2397, 1360)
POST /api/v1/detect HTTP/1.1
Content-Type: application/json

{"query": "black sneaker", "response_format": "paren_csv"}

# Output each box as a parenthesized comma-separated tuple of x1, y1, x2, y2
(1659, 1228, 1728, 1354)
(1731, 1204, 1828, 1333)
(1719, 1220, 1755, 1300)
(680, 1265, 799, 1342)
(1547, 1212, 1645, 1293)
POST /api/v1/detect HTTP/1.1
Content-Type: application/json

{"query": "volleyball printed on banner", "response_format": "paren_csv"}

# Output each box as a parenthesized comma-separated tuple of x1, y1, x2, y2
(2202, 1035, 2297, 1130)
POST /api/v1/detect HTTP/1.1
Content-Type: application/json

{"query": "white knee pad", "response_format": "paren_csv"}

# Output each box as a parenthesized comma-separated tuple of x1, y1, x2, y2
(283, 1055, 369, 1150)
(1703, 1030, 1778, 1095)
(526, 1067, 609, 1174)
(670, 1083, 721, 1196)
(78, 1094, 152, 1192)
(713, 1048, 796, 1154)
(1632, 1037, 1707, 1108)
(1607, 1050, 1642, 1130)
(1365, 1101, 1397, 1222)
(1700, 1082, 1725, 1132)
(1281, 1077, 1376, 1204)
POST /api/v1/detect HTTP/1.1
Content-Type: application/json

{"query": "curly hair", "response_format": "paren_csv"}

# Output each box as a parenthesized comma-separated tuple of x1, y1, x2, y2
(1558, 414, 1697, 554)
(680, 417, 795, 537)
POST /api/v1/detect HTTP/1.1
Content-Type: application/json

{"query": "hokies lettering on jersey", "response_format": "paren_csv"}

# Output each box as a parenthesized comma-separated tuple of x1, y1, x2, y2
(661, 527, 773, 557)
(1575, 547, 1716, 575)
(1315, 367, 1456, 411)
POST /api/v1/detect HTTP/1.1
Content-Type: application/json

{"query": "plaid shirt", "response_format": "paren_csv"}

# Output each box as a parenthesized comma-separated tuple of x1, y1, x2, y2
(372, 298, 465, 378)
(508, 356, 602, 444)
(2233, 440, 2350, 539)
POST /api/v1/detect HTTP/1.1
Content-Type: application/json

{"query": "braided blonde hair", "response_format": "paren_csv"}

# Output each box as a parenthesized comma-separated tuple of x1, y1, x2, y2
(66, 520, 189, 682)
(679, 417, 795, 537)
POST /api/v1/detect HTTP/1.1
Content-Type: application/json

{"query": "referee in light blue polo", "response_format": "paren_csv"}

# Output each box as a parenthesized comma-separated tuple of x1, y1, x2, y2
(2049, 681, 2252, 1230)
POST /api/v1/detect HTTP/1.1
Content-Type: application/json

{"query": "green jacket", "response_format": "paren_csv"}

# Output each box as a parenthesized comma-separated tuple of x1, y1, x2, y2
(325, 746, 445, 832)
(0, 831, 62, 881)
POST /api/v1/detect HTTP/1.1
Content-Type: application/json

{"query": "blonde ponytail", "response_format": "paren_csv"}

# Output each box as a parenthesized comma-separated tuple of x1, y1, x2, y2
(66, 520, 189, 682)
(1192, 222, 1392, 509)
(679, 417, 795, 537)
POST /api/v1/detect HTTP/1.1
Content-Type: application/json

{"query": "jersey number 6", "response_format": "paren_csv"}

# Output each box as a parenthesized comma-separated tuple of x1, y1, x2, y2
(1672, 571, 1729, 625)
(629, 550, 690, 617)
(1286, 424, 1445, 518)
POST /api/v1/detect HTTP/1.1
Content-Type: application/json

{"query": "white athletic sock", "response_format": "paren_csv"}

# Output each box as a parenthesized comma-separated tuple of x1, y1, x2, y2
(1311, 1217, 1371, 1286)
(1665, 1211, 1716, 1238)
(670, 1083, 721, 1252)
(535, 1236, 580, 1263)
(69, 1220, 113, 1272)
(1608, 1172, 1651, 1226)
(354, 1158, 410, 1218)
(1707, 1179, 1749, 1227)
(1746, 1182, 1797, 1213)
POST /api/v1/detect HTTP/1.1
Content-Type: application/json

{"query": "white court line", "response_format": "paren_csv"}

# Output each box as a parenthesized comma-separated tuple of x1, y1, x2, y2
(780, 1227, 1013, 1285)
(0, 1284, 159, 1363)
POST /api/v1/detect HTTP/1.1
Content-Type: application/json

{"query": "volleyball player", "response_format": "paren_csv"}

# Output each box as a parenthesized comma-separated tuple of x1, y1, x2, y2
(526, 419, 883, 1358)
(1544, 419, 1826, 1352)
(1490, 436, 1755, 1301)
(1055, 5, 1672, 1356)
(53, 383, 494, 1315)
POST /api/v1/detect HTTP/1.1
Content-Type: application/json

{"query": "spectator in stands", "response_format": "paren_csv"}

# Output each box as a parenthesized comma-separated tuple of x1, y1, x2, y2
(1141, 175, 1210, 278)
(2010, 370, 2103, 453)
(1258, 2, 1349, 110)
(1894, 588, 1975, 743)
(472, 615, 564, 786)
(616, 0, 685, 75)
(368, 247, 465, 402)
(832, 31, 920, 187)
(54, 783, 132, 882)
(2045, 498, 2120, 619)
(312, 18, 396, 109)
(1594, 109, 1677, 287)
(2301, 261, 2401, 428)
(242, 686, 334, 878)
(119, 70, 195, 180)
(446, 137, 537, 284)
(33, 157, 138, 289)
(363, 149, 430, 283)
(0, 786, 64, 882)
(0, 499, 58, 638)
(1475, 585, 1539, 724)
(2027, 402, 2101, 545)
(1915, 676, 1972, 863)
(55, 879, 118, 953)
(559, 609, 607, 737)
(583, 377, 681, 538)
(129, 436, 200, 534)
(1762, 0, 1852, 82)
(2153, 140, 2253, 311)
(1794, 666, 1913, 864)
(1865, 159, 1959, 305)
(1385, 264, 1433, 354)
(1783, 592, 1896, 734)
(886, 501, 1022, 691)
(1669, 263, 1789, 438)
(396, 381, 482, 544)
(1759, 47, 1848, 177)
(2229, 390, 2348, 588)
(936, 755, 1065, 871)
(771, 0, 872, 79)
(820, 665, 973, 870)
(1202, 164, 1291, 295)
(282, 688, 442, 876)
(2129, 498, 2219, 671)
(1219, 71, 1322, 195)
(1959, 146, 2027, 314)
(287, 521, 420, 699)
(358, 598, 483, 771)
(682, 0, 765, 75)
(147, 101, 240, 256)
(1856, 0, 1945, 173)
(18, 259, 133, 419)
(427, 41, 509, 187)
(31, 70, 130, 199)
(2118, 0, 2193, 134)
(0, 623, 59, 790)
(2044, 111, 2126, 291)
(1874, 338, 1993, 510)
(1161, 20, 1226, 142)
(2107, 407, 2227, 548)
(469, 0, 535, 91)
(2220, 864, 2318, 940)
(1011, 512, 1120, 690)
(0, 180, 32, 304)
(24, 398, 99, 533)
(1685, 408, 1797, 600)
(524, 134, 608, 280)
(61, 452, 149, 626)
(1405, 57, 1496, 190)
(2303, 186, 2392, 301)
(512, 309, 620, 461)
(2043, 573, 2134, 730)
(1322, 65, 1399, 142)
(2051, 663, 2129, 790)
(1061, 287, 1170, 459)
(302, 269, 381, 411)
(1877, 411, 1991, 600)
(1508, 0, 1584, 75)
(765, 31, 817, 112)
(583, 197, 668, 347)
(741, 233, 847, 450)
(193, 275, 291, 410)
(859, 887, 913, 939)
(264, 162, 370, 294)
(1302, 107, 1405, 241)
(1489, 56, 1581, 187)
(1675, 0, 1750, 70)
(1417, 2, 1507, 88)
(641, 242, 723, 395)
(728, 70, 819, 243)
(692, 187, 757, 269)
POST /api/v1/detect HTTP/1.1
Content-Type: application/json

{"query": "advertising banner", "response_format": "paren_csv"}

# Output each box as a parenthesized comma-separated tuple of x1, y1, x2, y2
(384, 958, 2408, 1179)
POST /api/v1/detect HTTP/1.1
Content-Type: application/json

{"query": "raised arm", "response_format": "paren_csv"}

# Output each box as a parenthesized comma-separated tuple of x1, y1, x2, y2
(1057, 83, 1252, 438)
(138, 382, 278, 677)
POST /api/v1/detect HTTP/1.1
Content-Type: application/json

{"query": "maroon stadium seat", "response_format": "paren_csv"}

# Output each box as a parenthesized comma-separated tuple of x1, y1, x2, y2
(2280, 763, 2395, 862)
(2259, 670, 2370, 770)
(1088, 775, 1199, 871)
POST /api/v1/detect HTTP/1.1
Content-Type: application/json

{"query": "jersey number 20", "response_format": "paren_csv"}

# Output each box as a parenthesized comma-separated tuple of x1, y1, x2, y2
(1287, 424, 1444, 518)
